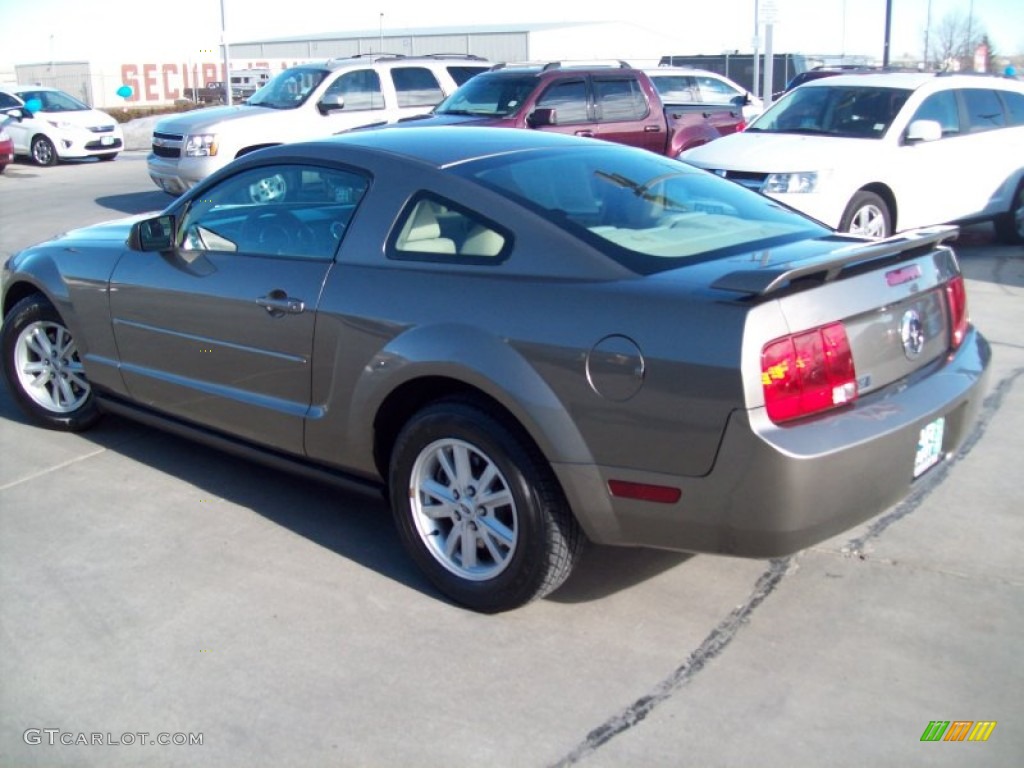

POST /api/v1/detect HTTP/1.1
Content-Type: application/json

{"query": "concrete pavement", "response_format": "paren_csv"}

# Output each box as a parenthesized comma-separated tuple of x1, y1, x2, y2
(1, 155, 1021, 767)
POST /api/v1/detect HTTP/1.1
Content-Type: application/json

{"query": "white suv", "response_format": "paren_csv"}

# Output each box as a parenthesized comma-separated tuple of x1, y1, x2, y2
(682, 72, 1024, 243)
(147, 54, 490, 194)
(0, 86, 124, 165)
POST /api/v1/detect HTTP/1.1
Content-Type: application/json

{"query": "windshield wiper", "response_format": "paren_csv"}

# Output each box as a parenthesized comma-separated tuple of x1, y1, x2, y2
(437, 108, 491, 116)
(775, 127, 829, 135)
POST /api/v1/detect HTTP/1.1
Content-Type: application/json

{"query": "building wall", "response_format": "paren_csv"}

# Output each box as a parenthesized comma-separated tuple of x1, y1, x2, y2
(13, 62, 97, 105)
(230, 31, 529, 64)
(10, 23, 684, 109)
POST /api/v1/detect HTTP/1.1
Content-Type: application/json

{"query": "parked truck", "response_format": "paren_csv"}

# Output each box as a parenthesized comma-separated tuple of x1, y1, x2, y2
(147, 54, 491, 195)
(399, 62, 746, 157)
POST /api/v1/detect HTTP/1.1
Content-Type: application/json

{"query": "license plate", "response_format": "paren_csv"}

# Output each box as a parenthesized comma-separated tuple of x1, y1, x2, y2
(913, 417, 945, 478)
(101, 136, 114, 145)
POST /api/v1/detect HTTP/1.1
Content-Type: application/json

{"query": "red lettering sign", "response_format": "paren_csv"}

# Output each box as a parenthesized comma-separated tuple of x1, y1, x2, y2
(142, 63, 158, 102)
(161, 63, 179, 100)
(120, 64, 140, 102)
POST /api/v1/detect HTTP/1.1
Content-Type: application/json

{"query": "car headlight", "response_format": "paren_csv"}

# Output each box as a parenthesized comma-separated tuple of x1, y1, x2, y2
(184, 133, 219, 157)
(763, 171, 818, 194)
(46, 119, 76, 130)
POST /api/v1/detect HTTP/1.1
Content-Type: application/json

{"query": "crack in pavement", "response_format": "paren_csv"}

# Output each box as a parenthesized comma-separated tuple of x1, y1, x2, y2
(549, 366, 1019, 767)
(550, 557, 795, 767)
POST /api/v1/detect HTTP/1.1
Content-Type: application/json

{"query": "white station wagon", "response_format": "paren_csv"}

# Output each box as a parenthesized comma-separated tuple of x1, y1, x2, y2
(682, 72, 1024, 243)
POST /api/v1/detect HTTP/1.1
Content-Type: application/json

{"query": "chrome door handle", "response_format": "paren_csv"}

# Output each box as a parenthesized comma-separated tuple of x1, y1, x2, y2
(257, 292, 305, 316)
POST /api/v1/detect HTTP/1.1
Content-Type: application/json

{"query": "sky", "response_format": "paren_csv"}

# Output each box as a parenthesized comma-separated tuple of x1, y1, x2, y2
(0, 0, 1021, 68)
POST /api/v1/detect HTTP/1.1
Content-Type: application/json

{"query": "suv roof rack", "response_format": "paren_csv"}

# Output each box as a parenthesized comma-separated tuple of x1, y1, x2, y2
(415, 53, 489, 60)
(347, 53, 406, 60)
(491, 59, 633, 71)
(541, 59, 632, 71)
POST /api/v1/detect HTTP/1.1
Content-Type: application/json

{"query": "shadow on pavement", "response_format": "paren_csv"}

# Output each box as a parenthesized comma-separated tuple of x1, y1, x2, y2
(0, 385, 689, 609)
(551, 545, 693, 603)
(96, 190, 173, 215)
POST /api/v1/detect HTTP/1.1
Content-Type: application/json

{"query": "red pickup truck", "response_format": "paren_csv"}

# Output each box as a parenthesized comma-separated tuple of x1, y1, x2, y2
(401, 62, 745, 157)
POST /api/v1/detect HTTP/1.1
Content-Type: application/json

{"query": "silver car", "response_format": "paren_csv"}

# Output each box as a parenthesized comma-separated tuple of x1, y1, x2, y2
(1, 127, 990, 612)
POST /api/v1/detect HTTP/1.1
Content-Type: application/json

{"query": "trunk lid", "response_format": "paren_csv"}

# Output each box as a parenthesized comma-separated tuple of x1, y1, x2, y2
(715, 227, 966, 413)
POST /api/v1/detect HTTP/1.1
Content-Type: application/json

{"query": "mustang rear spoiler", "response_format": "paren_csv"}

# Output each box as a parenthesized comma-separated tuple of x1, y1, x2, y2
(711, 226, 960, 297)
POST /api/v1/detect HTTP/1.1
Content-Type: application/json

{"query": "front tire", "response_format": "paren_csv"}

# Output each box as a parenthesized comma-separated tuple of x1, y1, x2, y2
(840, 191, 891, 238)
(389, 399, 584, 613)
(994, 181, 1024, 245)
(98, 152, 118, 162)
(31, 136, 58, 166)
(1, 295, 100, 431)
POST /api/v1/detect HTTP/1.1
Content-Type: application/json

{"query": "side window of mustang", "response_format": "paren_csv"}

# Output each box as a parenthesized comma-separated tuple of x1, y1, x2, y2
(390, 194, 511, 263)
(179, 165, 370, 260)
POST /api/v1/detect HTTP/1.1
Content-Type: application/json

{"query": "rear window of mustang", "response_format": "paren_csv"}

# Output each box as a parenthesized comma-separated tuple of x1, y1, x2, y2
(456, 146, 826, 273)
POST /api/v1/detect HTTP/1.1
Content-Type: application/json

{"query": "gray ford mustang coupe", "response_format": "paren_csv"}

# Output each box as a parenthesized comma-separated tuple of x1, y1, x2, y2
(1, 127, 990, 612)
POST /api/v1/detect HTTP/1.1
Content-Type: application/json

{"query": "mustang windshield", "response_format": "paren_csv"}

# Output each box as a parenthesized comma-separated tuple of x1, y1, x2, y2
(747, 85, 912, 138)
(459, 145, 828, 273)
(434, 74, 538, 117)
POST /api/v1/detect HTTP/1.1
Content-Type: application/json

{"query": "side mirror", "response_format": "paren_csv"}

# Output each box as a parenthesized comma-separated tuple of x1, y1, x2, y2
(905, 119, 942, 143)
(129, 214, 176, 251)
(527, 107, 557, 128)
(318, 93, 345, 115)
(732, 94, 751, 107)
(3, 107, 34, 121)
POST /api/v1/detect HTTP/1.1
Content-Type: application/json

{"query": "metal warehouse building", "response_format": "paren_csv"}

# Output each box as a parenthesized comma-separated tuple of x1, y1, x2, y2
(11, 22, 686, 109)
(229, 22, 682, 68)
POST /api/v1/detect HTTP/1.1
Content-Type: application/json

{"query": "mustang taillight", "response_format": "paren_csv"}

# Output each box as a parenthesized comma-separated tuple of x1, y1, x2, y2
(761, 322, 858, 423)
(945, 275, 968, 350)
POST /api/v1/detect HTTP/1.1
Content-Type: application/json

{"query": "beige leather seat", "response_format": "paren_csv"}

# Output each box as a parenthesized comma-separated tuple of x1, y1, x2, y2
(397, 200, 456, 254)
(461, 225, 505, 257)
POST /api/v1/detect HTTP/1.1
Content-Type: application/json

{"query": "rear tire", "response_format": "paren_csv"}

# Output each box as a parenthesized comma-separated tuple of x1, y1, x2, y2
(1, 295, 100, 431)
(994, 182, 1024, 245)
(389, 399, 584, 613)
(839, 191, 891, 238)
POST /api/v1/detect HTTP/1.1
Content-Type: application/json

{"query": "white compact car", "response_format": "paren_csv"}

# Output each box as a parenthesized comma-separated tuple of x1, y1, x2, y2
(0, 86, 124, 165)
(682, 72, 1024, 243)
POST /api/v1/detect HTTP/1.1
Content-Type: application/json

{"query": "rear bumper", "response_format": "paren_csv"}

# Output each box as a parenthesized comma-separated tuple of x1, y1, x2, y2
(555, 326, 991, 557)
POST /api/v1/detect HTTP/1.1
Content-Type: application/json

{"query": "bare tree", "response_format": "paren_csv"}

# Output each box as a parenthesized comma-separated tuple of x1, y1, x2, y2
(931, 9, 988, 70)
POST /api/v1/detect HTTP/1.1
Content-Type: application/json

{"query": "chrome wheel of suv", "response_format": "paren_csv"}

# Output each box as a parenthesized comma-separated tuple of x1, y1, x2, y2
(841, 191, 891, 238)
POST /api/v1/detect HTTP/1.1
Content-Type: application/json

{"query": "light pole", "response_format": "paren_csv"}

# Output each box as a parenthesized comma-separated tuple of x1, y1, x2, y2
(379, 13, 384, 54)
(882, 0, 892, 67)
(752, 1, 760, 99)
(924, 0, 932, 68)
(220, 0, 231, 105)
